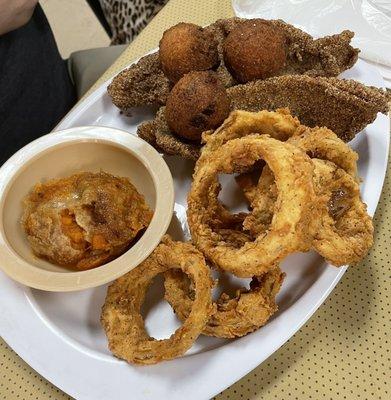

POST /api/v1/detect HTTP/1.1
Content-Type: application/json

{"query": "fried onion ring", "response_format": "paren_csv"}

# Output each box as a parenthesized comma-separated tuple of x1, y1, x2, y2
(201, 108, 300, 160)
(237, 123, 359, 214)
(188, 134, 318, 277)
(242, 165, 278, 237)
(207, 179, 248, 228)
(201, 109, 300, 228)
(235, 168, 262, 205)
(101, 236, 214, 364)
(164, 266, 285, 338)
(244, 159, 373, 266)
(311, 159, 373, 266)
(288, 126, 358, 179)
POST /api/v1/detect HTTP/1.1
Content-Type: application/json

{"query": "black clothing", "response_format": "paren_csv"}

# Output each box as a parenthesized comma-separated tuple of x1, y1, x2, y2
(0, 5, 76, 165)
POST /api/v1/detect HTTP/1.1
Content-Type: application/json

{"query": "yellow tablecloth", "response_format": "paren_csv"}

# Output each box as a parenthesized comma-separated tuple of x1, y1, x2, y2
(1, 1, 389, 399)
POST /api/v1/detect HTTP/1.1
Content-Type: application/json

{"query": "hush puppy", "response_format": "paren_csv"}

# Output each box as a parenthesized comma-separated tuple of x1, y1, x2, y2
(223, 19, 286, 83)
(165, 71, 230, 141)
(159, 22, 219, 83)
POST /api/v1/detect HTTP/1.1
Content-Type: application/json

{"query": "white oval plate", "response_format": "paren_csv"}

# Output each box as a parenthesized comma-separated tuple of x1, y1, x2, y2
(0, 58, 388, 400)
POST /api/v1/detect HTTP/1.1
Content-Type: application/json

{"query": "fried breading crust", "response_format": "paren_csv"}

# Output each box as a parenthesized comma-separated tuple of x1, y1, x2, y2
(107, 52, 170, 110)
(165, 71, 230, 141)
(223, 19, 287, 83)
(137, 106, 201, 159)
(165, 266, 285, 338)
(288, 125, 359, 178)
(312, 159, 374, 266)
(101, 236, 214, 365)
(229, 75, 389, 142)
(238, 121, 361, 239)
(241, 157, 373, 266)
(159, 23, 219, 83)
(108, 17, 359, 110)
(215, 18, 358, 78)
(236, 119, 360, 204)
(188, 135, 318, 277)
(136, 76, 388, 159)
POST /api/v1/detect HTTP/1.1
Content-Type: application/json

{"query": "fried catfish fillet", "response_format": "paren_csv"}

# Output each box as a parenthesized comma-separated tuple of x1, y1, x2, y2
(108, 17, 359, 110)
(137, 76, 389, 159)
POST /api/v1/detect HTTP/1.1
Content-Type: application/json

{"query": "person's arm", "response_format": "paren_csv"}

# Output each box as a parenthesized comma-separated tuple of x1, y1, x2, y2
(0, 0, 38, 35)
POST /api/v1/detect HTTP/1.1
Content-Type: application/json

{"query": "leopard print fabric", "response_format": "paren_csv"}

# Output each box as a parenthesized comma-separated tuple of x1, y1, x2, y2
(99, 0, 167, 44)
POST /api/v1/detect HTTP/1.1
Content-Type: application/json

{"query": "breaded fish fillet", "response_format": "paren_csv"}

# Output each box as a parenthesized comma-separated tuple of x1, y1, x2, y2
(137, 75, 389, 160)
(108, 17, 359, 110)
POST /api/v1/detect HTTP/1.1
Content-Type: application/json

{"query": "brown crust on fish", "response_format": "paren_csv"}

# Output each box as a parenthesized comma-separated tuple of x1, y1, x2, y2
(136, 75, 389, 159)
(137, 107, 201, 159)
(107, 52, 170, 110)
(108, 17, 359, 110)
(215, 18, 358, 78)
(228, 75, 389, 142)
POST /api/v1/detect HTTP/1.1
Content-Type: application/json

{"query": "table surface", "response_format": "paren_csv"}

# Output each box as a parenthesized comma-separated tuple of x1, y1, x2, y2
(1, 1, 390, 399)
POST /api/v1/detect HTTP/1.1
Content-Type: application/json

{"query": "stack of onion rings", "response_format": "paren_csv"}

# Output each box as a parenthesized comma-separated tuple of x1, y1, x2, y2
(101, 108, 373, 365)
(188, 134, 318, 277)
(228, 112, 371, 266)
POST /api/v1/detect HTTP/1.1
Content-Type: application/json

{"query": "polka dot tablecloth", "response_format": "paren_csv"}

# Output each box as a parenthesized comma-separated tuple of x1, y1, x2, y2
(1, 1, 390, 399)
